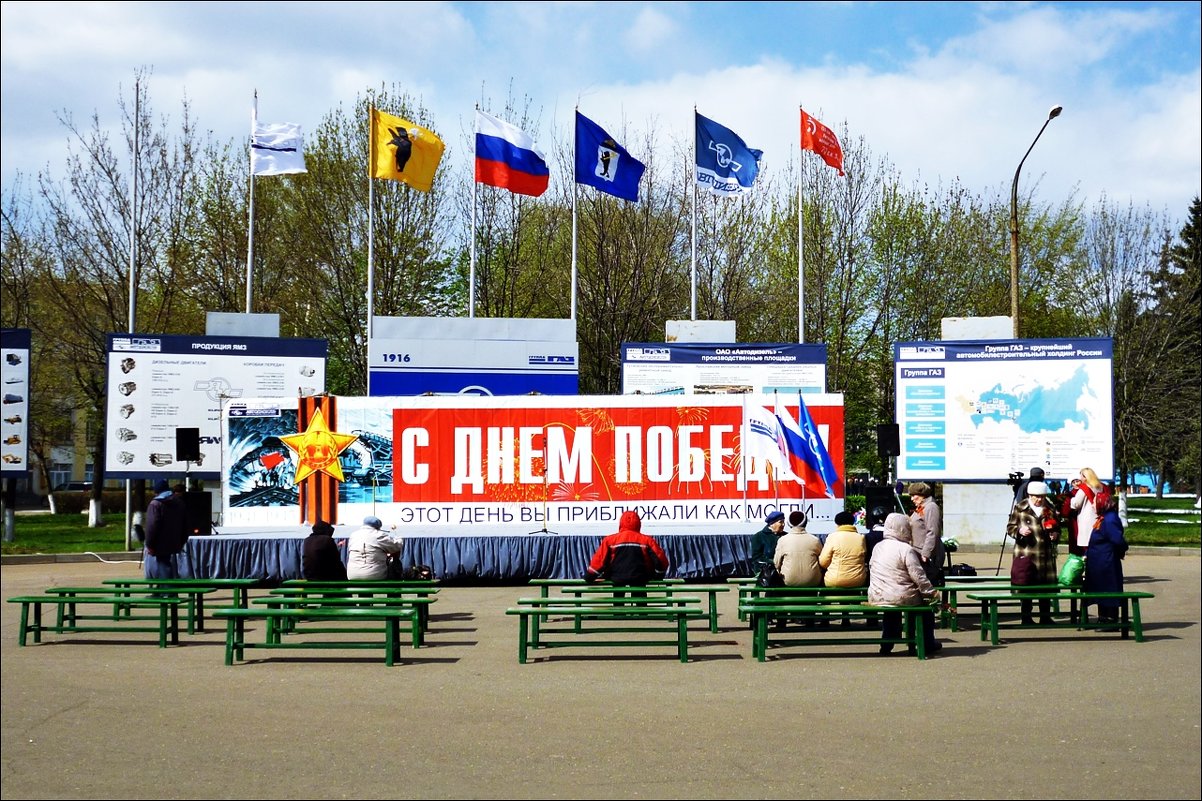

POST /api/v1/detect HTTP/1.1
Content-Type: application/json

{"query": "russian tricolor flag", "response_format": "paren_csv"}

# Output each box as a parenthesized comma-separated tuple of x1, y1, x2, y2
(475, 109, 549, 197)
(775, 394, 840, 498)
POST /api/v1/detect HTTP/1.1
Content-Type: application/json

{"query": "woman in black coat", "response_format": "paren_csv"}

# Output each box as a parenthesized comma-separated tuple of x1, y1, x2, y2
(302, 520, 347, 581)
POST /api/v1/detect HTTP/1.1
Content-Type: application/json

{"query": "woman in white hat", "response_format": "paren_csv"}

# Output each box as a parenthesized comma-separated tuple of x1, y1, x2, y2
(1005, 481, 1061, 624)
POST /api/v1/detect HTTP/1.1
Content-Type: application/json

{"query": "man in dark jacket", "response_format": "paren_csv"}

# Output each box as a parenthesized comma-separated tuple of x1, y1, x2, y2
(302, 520, 347, 580)
(143, 479, 188, 578)
(750, 510, 787, 576)
(584, 510, 669, 585)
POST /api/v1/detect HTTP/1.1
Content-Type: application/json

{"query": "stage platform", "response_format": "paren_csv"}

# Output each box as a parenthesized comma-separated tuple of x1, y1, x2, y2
(179, 524, 758, 583)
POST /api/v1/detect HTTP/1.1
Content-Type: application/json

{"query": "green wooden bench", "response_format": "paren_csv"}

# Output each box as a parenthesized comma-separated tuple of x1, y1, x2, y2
(212, 605, 421, 666)
(514, 594, 704, 639)
(102, 578, 260, 631)
(506, 596, 707, 663)
(273, 583, 439, 632)
(967, 589, 1156, 645)
(46, 584, 220, 635)
(741, 598, 936, 660)
(43, 585, 213, 635)
(7, 594, 184, 648)
(557, 584, 728, 633)
(730, 582, 871, 626)
(527, 579, 727, 633)
(935, 582, 1065, 632)
(252, 594, 436, 645)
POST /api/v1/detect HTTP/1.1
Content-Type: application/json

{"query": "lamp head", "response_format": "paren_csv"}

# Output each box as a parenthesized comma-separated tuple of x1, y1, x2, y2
(1048, 105, 1063, 119)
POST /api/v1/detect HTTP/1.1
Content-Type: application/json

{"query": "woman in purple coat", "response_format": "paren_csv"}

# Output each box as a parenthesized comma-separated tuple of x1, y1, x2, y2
(1084, 497, 1129, 627)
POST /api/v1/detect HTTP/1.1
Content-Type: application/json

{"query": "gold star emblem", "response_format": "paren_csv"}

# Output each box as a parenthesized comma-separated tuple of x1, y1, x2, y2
(279, 407, 358, 484)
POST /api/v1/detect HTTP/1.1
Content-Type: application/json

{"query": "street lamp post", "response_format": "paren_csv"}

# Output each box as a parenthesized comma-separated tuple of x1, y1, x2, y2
(1009, 105, 1063, 339)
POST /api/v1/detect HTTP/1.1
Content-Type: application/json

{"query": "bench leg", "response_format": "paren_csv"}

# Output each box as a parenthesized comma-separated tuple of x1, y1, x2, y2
(708, 592, 719, 633)
(517, 616, 529, 664)
(755, 613, 768, 662)
(385, 618, 397, 666)
(16, 602, 32, 646)
(157, 604, 168, 648)
(223, 617, 237, 665)
(1129, 599, 1144, 642)
(677, 613, 689, 663)
(912, 613, 926, 660)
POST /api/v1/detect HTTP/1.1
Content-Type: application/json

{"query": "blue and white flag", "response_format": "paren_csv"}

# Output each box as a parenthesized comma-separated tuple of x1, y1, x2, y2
(251, 121, 307, 176)
(695, 112, 762, 196)
(742, 397, 789, 476)
(574, 111, 645, 202)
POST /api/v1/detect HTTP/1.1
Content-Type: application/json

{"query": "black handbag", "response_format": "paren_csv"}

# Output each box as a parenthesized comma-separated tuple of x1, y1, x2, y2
(757, 563, 784, 588)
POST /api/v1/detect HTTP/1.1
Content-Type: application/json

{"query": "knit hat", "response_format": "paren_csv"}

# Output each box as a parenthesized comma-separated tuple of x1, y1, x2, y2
(788, 510, 806, 528)
(619, 510, 642, 532)
(1026, 481, 1049, 496)
(765, 511, 785, 525)
(834, 511, 856, 526)
(362, 515, 383, 530)
(153, 479, 171, 494)
(311, 520, 334, 536)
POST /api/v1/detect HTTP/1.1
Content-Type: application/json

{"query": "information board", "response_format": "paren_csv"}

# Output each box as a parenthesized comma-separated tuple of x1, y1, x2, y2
(1, 328, 31, 476)
(104, 333, 327, 479)
(621, 343, 827, 395)
(893, 338, 1113, 481)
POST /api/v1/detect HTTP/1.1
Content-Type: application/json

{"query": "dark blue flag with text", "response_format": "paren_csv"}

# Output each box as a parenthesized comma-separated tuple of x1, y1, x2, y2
(695, 112, 762, 196)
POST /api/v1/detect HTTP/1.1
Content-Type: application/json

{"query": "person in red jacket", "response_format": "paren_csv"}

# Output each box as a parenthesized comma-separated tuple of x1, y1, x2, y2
(583, 510, 669, 585)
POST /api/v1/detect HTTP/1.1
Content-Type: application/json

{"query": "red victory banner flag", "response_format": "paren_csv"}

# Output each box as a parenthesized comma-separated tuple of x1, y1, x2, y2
(800, 109, 845, 176)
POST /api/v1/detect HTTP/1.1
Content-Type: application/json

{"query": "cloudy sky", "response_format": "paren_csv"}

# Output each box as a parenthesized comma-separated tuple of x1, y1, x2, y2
(2, 1, 1199, 223)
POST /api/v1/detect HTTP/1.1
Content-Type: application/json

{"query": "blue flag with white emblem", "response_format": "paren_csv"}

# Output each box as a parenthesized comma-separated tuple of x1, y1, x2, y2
(574, 111, 645, 202)
(695, 112, 762, 196)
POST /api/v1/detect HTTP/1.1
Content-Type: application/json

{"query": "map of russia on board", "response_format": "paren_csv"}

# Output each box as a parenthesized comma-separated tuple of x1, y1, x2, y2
(893, 338, 1113, 482)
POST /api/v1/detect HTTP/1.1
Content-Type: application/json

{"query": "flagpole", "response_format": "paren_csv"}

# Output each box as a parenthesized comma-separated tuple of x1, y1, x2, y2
(690, 107, 697, 321)
(773, 390, 782, 513)
(470, 106, 478, 319)
(797, 105, 805, 344)
(246, 91, 258, 314)
(741, 393, 749, 530)
(367, 105, 376, 346)
(124, 77, 141, 548)
(571, 108, 578, 322)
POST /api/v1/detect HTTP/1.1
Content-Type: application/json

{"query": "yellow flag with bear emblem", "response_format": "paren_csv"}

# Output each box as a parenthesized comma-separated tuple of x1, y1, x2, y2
(370, 107, 445, 191)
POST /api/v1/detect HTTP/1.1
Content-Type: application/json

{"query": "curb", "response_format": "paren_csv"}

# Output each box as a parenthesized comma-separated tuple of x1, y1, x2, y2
(2, 551, 143, 566)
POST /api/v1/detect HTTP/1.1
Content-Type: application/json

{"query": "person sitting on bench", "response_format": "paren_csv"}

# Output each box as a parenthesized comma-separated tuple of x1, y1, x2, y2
(346, 516, 402, 580)
(868, 512, 940, 655)
(583, 511, 669, 586)
(303, 520, 347, 581)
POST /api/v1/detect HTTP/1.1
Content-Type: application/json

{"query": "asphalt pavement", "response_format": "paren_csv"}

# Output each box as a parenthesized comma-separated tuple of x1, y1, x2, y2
(1, 551, 1198, 800)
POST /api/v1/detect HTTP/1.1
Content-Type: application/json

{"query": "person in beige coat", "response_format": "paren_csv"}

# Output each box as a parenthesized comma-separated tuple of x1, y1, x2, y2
(820, 511, 868, 588)
(774, 511, 823, 587)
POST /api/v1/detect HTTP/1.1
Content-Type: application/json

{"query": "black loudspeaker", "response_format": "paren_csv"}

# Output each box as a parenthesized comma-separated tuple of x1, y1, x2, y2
(864, 487, 902, 520)
(182, 490, 212, 537)
(876, 423, 900, 459)
(175, 427, 201, 462)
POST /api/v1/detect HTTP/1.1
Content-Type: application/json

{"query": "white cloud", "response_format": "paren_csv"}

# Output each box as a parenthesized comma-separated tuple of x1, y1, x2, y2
(625, 7, 678, 53)
(1, 2, 1197, 220)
